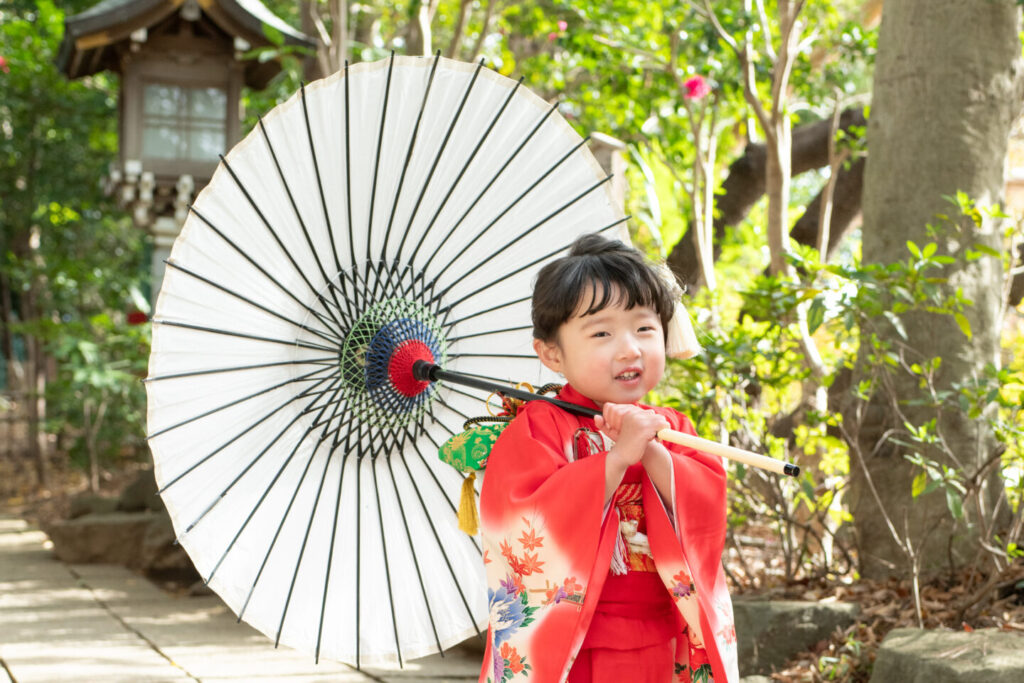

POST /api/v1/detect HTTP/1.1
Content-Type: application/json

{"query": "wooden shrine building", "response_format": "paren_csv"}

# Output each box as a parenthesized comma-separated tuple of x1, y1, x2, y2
(57, 0, 314, 295)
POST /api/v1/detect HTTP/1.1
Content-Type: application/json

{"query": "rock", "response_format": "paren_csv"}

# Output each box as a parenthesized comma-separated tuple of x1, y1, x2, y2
(138, 507, 192, 572)
(46, 512, 159, 567)
(733, 597, 859, 676)
(871, 627, 1024, 682)
(117, 468, 162, 513)
(68, 493, 118, 519)
(46, 506, 197, 576)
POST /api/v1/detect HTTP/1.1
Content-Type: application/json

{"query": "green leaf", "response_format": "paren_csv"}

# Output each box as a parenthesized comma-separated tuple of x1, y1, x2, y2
(972, 243, 1002, 258)
(912, 471, 927, 498)
(807, 298, 826, 334)
(946, 489, 963, 519)
(906, 240, 921, 258)
(954, 312, 972, 339)
(262, 22, 285, 47)
(883, 311, 908, 340)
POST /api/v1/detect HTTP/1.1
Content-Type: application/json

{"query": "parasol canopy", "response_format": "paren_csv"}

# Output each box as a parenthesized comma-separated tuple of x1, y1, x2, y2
(146, 54, 626, 667)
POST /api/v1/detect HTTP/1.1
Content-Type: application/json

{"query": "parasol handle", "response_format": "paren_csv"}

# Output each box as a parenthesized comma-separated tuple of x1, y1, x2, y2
(412, 361, 799, 477)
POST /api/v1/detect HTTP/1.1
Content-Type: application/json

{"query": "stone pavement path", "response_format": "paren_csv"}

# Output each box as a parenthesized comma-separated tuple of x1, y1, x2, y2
(0, 516, 479, 682)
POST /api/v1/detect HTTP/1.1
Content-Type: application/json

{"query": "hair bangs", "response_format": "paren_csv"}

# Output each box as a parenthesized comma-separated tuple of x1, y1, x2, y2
(532, 234, 676, 342)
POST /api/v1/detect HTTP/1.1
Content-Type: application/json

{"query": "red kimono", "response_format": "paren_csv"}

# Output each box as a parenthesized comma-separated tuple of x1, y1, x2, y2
(477, 385, 738, 683)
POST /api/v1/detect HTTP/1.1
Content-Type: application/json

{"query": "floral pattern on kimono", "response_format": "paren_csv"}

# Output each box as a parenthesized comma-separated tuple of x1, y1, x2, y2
(477, 384, 739, 683)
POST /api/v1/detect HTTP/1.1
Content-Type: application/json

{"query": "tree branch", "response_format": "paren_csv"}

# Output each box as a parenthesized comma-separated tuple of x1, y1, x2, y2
(667, 109, 867, 289)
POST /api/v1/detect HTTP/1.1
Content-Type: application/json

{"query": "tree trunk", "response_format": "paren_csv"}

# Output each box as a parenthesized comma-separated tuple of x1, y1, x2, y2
(0, 271, 15, 385)
(300, 1, 319, 80)
(405, 0, 431, 56)
(26, 324, 48, 488)
(850, 0, 1023, 579)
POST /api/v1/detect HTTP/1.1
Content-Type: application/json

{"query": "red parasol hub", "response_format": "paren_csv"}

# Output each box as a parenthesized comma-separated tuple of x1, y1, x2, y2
(389, 340, 435, 397)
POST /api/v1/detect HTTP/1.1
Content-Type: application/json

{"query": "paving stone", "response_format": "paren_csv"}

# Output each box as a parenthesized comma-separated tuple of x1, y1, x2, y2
(365, 645, 480, 680)
(871, 627, 1024, 683)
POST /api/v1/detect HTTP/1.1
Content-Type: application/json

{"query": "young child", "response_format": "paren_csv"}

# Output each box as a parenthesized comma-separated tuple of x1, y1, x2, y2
(477, 234, 738, 683)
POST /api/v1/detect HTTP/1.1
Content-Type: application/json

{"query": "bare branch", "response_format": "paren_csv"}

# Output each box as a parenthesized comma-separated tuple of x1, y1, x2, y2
(467, 0, 497, 61)
(817, 94, 849, 259)
(741, 51, 773, 144)
(770, 13, 803, 120)
(446, 0, 472, 59)
(593, 34, 664, 62)
(754, 0, 777, 61)
(329, 0, 349, 73)
(695, 0, 741, 56)
(307, 2, 333, 78)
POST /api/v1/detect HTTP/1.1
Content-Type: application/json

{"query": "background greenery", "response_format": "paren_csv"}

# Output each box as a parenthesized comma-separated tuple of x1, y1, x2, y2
(2, 5, 1023, 676)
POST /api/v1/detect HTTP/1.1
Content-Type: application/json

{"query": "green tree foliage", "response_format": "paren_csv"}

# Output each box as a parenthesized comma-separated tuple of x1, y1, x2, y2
(1, 0, 149, 486)
(5, 5, 1023, 647)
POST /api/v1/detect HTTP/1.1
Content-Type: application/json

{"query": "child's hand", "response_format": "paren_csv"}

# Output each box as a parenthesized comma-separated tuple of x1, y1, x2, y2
(597, 403, 670, 468)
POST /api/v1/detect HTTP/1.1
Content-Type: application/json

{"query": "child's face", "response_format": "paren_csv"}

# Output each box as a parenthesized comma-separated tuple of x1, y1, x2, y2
(533, 286, 665, 406)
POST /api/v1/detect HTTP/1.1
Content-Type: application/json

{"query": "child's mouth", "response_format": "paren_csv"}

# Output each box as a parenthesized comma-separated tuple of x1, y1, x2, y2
(616, 369, 642, 381)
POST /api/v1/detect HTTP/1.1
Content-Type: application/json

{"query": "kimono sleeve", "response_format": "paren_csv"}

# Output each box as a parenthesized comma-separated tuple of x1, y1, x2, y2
(477, 401, 618, 683)
(644, 405, 737, 683)
(479, 400, 612, 573)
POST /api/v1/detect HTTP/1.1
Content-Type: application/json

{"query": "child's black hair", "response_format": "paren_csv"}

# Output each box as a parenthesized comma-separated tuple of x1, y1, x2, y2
(532, 233, 675, 342)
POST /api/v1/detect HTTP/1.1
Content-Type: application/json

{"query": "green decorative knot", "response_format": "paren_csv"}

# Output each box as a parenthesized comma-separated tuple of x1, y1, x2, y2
(439, 423, 505, 472)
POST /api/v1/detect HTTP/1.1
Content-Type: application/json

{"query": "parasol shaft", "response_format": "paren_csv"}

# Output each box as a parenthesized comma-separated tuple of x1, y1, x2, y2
(413, 361, 799, 477)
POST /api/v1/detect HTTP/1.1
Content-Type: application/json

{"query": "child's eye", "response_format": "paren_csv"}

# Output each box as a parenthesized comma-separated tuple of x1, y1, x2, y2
(591, 331, 610, 338)
(638, 326, 656, 333)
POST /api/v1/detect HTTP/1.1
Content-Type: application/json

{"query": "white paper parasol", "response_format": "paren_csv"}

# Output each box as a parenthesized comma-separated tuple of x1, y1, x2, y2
(145, 54, 626, 667)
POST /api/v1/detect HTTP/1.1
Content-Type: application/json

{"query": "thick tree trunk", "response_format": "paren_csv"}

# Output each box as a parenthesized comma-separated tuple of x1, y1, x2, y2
(850, 0, 1023, 579)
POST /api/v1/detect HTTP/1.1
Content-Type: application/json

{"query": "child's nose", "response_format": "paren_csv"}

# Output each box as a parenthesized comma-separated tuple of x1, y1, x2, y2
(617, 337, 642, 359)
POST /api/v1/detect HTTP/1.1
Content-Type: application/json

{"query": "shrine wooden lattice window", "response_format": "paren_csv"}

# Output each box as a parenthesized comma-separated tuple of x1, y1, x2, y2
(142, 83, 227, 163)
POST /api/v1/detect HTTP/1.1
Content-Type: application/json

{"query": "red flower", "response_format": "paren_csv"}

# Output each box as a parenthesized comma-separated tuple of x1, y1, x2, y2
(500, 642, 525, 673)
(683, 75, 711, 100)
(126, 310, 149, 325)
(508, 650, 524, 674)
(563, 576, 582, 593)
(500, 539, 515, 561)
(672, 569, 692, 585)
(0, 56, 9, 74)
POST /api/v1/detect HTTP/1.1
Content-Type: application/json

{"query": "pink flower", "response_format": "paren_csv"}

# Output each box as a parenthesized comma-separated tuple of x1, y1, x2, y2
(683, 75, 711, 100)
(0, 56, 9, 74)
(547, 32, 558, 42)
(557, 20, 568, 31)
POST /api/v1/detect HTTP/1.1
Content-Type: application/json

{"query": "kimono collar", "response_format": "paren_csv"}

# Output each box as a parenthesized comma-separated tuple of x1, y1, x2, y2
(554, 383, 601, 412)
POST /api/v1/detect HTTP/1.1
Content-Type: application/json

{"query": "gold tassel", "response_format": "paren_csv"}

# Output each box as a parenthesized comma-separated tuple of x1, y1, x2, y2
(458, 472, 480, 536)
